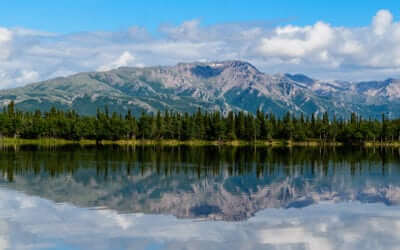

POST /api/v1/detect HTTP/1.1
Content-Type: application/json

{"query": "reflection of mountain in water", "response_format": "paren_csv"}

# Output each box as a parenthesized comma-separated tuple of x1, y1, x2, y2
(1, 146, 400, 221)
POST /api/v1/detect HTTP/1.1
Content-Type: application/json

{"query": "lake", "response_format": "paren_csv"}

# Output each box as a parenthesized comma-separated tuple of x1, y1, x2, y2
(0, 145, 399, 249)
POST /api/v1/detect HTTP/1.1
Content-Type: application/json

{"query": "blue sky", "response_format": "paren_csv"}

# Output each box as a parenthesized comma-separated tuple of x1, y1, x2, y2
(2, 0, 399, 33)
(1, 1, 400, 88)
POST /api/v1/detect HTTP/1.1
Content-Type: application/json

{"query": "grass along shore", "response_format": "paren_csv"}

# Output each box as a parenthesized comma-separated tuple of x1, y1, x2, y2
(1, 137, 400, 147)
(0, 137, 351, 147)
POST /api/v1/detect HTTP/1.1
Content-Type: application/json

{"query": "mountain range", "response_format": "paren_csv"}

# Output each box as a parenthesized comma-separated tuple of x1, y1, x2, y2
(1, 60, 400, 118)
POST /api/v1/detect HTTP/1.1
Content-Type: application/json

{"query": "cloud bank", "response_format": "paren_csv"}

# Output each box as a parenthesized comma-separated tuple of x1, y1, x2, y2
(1, 9, 400, 89)
(2, 187, 400, 250)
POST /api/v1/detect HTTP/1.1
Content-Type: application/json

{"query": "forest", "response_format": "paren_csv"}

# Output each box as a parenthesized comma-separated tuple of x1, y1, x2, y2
(0, 101, 399, 144)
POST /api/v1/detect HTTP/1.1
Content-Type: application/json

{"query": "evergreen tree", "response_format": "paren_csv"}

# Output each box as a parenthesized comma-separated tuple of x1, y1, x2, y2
(226, 111, 236, 140)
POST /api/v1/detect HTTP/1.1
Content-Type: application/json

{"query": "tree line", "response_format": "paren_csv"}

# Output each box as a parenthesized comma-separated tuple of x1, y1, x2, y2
(0, 101, 399, 143)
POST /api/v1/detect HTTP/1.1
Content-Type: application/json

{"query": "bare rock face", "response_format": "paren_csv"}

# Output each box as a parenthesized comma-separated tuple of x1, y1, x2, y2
(1, 60, 400, 117)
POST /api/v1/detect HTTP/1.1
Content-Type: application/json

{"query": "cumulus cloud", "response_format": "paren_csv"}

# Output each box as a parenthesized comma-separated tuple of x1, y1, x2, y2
(259, 22, 334, 58)
(0, 28, 12, 43)
(1, 9, 400, 89)
(97, 51, 139, 71)
(2, 187, 400, 250)
(373, 10, 393, 36)
(0, 28, 12, 60)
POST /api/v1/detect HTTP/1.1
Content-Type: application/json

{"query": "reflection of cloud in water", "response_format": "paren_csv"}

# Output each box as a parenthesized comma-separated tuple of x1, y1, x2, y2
(258, 227, 333, 250)
(1, 188, 400, 250)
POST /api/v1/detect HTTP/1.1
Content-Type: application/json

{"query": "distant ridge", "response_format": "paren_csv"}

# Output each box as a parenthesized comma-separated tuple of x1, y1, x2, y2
(1, 60, 400, 118)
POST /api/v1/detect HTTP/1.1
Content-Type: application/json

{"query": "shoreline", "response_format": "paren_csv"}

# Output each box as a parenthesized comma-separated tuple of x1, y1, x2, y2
(0, 138, 399, 147)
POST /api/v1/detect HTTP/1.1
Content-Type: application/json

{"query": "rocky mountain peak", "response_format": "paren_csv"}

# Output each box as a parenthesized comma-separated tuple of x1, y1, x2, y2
(2, 60, 400, 118)
(284, 73, 315, 86)
(174, 60, 260, 79)
(209, 60, 260, 76)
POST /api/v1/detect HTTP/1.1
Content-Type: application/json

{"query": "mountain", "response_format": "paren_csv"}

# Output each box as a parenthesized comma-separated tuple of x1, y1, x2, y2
(1, 60, 400, 117)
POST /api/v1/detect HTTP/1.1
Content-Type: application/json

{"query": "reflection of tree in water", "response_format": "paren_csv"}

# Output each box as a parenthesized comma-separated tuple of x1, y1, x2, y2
(1, 145, 398, 179)
(0, 145, 400, 221)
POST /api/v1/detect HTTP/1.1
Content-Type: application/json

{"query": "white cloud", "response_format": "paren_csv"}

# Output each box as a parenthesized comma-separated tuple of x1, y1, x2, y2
(2, 9, 400, 89)
(0, 28, 11, 43)
(160, 19, 203, 41)
(0, 28, 12, 60)
(260, 21, 334, 58)
(373, 10, 393, 36)
(97, 51, 137, 71)
(15, 70, 39, 85)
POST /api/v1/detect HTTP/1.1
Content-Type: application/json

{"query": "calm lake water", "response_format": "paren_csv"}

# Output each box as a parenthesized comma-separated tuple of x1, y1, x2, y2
(0, 145, 400, 249)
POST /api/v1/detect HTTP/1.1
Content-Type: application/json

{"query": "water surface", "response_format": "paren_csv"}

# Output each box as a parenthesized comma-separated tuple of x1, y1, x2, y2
(0, 146, 399, 249)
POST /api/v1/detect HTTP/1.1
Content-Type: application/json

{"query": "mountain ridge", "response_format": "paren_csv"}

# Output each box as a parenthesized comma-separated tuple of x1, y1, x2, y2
(1, 60, 400, 118)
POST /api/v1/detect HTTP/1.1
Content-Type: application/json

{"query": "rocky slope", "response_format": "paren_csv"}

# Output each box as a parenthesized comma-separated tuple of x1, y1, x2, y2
(1, 60, 400, 117)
